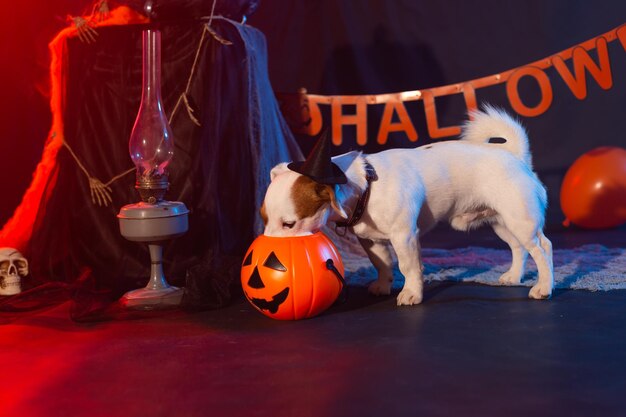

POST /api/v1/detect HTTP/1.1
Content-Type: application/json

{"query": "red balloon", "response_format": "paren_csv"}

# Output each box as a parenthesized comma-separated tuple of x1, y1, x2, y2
(560, 147, 626, 229)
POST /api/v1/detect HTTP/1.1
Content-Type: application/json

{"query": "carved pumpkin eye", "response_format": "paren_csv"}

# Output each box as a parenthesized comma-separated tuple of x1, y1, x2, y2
(247, 267, 265, 289)
(263, 252, 287, 271)
(242, 251, 253, 266)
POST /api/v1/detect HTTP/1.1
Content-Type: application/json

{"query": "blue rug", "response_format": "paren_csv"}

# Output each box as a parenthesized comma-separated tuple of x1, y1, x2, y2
(336, 242, 626, 291)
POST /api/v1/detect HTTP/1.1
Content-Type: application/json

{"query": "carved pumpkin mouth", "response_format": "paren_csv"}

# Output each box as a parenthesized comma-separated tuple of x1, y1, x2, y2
(247, 287, 290, 314)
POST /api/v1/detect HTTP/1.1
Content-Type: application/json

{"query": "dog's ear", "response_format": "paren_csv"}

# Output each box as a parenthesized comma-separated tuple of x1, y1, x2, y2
(318, 184, 348, 219)
(270, 162, 290, 181)
(332, 150, 361, 173)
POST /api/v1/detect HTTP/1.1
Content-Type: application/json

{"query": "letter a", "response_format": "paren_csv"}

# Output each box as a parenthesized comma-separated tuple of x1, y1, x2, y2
(377, 100, 418, 145)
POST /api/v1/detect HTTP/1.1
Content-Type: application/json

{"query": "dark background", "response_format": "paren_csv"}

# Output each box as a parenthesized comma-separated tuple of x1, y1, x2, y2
(1, 0, 625, 228)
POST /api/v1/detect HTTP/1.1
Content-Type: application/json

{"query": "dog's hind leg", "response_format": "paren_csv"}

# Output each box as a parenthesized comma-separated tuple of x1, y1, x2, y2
(391, 232, 424, 305)
(526, 234, 553, 299)
(492, 222, 528, 285)
(501, 218, 554, 299)
(359, 238, 394, 296)
(538, 230, 553, 271)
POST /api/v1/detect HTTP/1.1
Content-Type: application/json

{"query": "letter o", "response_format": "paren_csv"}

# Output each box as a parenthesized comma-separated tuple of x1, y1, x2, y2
(506, 66, 553, 117)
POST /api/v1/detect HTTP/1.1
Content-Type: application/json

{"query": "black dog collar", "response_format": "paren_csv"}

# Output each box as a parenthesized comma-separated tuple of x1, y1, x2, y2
(335, 159, 377, 235)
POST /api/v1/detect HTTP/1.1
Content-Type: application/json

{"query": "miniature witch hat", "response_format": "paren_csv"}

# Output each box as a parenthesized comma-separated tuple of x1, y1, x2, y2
(288, 130, 347, 184)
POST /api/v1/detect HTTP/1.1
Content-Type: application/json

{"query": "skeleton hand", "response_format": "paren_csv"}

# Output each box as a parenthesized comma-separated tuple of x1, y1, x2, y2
(92, 0, 110, 23)
(68, 15, 99, 44)
(89, 177, 113, 207)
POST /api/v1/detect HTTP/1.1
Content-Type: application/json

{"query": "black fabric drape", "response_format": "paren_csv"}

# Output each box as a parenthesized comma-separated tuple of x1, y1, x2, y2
(1, 18, 301, 321)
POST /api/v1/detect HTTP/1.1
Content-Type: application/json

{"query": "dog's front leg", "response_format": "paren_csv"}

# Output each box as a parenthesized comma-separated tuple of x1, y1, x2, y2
(391, 232, 424, 305)
(358, 238, 394, 296)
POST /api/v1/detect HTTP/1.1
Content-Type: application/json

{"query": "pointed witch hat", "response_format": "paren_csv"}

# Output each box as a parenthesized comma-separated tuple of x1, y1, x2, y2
(288, 130, 347, 184)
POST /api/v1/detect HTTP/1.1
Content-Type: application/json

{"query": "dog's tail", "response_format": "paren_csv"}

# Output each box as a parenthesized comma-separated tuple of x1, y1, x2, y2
(461, 105, 533, 167)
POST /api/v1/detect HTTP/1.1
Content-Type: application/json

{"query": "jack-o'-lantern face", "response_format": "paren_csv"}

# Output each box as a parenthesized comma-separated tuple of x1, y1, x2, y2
(242, 249, 290, 314)
(241, 233, 344, 320)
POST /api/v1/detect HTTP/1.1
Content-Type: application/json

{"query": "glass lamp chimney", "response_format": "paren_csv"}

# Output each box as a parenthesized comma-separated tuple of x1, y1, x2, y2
(129, 29, 173, 204)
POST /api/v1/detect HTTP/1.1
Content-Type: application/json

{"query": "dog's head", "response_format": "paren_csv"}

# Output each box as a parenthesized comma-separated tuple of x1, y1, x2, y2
(261, 163, 348, 237)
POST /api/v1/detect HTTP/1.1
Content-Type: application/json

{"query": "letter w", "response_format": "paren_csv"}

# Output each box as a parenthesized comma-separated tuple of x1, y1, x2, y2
(552, 37, 613, 100)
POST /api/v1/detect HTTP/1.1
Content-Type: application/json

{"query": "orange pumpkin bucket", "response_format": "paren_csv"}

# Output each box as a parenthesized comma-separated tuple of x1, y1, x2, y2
(240, 232, 345, 320)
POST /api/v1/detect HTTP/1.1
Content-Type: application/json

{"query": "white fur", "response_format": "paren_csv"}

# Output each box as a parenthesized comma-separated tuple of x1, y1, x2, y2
(263, 107, 554, 304)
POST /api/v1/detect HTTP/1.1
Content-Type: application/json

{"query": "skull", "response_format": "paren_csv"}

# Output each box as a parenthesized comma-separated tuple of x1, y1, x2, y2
(0, 248, 28, 296)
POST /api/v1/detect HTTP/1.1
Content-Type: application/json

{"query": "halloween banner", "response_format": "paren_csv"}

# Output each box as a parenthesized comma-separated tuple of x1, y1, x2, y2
(279, 24, 626, 147)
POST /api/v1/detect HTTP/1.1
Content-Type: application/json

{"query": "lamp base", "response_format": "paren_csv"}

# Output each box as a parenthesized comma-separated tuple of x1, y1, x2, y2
(120, 286, 184, 310)
(117, 201, 189, 310)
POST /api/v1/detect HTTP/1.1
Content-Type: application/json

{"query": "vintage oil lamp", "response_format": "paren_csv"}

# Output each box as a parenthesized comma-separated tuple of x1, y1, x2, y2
(117, 27, 188, 309)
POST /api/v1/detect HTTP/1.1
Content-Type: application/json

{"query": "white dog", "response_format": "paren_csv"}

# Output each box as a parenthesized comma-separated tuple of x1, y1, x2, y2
(261, 107, 553, 305)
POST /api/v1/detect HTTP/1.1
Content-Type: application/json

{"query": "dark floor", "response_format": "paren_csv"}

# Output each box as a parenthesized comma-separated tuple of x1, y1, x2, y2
(1, 225, 625, 417)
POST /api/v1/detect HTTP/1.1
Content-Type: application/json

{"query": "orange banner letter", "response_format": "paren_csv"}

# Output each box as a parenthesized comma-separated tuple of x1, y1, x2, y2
(552, 38, 613, 100)
(331, 97, 368, 146)
(422, 90, 461, 139)
(377, 99, 418, 145)
(306, 96, 324, 136)
(506, 66, 553, 117)
(462, 84, 478, 118)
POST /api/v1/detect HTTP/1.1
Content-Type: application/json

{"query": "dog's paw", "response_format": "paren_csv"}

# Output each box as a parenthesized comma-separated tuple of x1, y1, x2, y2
(498, 270, 522, 285)
(396, 288, 423, 306)
(368, 279, 392, 296)
(528, 283, 552, 300)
